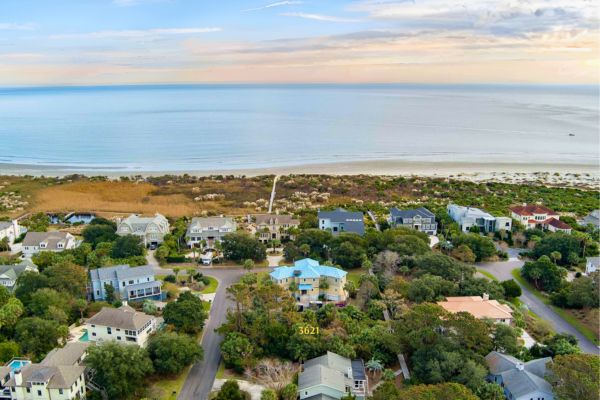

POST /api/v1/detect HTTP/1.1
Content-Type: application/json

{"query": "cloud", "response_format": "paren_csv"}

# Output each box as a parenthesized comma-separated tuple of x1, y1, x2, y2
(281, 12, 360, 22)
(0, 22, 37, 31)
(50, 27, 222, 40)
(346, 0, 597, 36)
(242, 1, 303, 12)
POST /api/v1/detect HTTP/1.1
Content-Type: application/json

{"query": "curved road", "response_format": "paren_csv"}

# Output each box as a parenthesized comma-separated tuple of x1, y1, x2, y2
(178, 267, 269, 400)
(477, 257, 599, 355)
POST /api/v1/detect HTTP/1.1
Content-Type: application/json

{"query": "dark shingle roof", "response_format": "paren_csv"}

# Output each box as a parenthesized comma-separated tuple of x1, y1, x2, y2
(390, 207, 434, 219)
(318, 208, 364, 235)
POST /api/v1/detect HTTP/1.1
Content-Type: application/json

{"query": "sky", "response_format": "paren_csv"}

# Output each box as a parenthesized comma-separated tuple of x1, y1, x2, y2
(0, 0, 598, 85)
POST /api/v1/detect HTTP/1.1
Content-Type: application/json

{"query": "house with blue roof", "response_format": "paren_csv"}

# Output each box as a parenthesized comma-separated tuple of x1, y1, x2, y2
(270, 258, 348, 304)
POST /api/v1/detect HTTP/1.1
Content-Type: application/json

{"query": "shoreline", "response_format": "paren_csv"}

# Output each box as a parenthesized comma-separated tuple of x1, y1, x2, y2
(0, 159, 598, 178)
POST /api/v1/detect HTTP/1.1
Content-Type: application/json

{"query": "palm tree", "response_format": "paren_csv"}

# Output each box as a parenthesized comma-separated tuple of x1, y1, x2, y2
(382, 369, 396, 381)
(365, 358, 384, 378)
(550, 251, 562, 265)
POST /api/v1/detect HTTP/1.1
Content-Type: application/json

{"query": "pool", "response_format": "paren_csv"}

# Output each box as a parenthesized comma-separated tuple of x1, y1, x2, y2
(79, 331, 89, 342)
(8, 359, 30, 371)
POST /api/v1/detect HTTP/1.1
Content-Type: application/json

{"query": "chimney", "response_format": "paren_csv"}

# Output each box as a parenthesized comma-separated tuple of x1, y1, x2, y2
(482, 293, 489, 301)
(515, 362, 524, 371)
(14, 369, 22, 385)
(347, 367, 353, 379)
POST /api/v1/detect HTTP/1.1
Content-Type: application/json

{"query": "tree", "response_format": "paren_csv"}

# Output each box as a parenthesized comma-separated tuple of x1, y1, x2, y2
(550, 250, 562, 265)
(501, 279, 522, 298)
(548, 353, 600, 400)
(0, 341, 20, 363)
(475, 382, 506, 400)
(413, 253, 475, 283)
(222, 232, 267, 262)
(365, 357, 384, 377)
(147, 332, 204, 375)
(221, 332, 254, 373)
(44, 261, 88, 298)
(0, 292, 24, 329)
(534, 233, 582, 266)
(280, 383, 298, 400)
(104, 283, 116, 303)
(111, 235, 145, 258)
(243, 259, 255, 270)
(521, 255, 566, 292)
(452, 233, 496, 261)
(382, 368, 395, 381)
(28, 288, 72, 324)
(397, 383, 479, 400)
(86, 342, 153, 400)
(15, 317, 65, 361)
(260, 389, 277, 400)
(163, 292, 208, 334)
(14, 272, 50, 306)
(216, 380, 245, 400)
(23, 212, 49, 232)
(492, 324, 521, 355)
(142, 299, 158, 315)
(451, 244, 476, 263)
(83, 224, 117, 248)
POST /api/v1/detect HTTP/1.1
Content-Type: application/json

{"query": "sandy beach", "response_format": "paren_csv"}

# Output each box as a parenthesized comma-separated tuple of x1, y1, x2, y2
(1, 159, 598, 186)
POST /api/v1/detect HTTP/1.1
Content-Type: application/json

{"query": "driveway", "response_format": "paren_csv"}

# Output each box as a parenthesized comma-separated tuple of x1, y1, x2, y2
(178, 267, 270, 400)
(477, 258, 599, 355)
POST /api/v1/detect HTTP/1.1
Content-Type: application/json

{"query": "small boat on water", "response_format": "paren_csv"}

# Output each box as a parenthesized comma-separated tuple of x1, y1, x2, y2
(568, 133, 575, 136)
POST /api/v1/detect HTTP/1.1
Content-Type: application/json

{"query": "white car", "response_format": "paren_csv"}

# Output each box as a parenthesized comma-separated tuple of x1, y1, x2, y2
(200, 251, 213, 265)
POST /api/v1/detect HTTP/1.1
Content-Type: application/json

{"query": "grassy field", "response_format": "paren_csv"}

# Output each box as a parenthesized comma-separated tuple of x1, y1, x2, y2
(346, 270, 365, 286)
(511, 269, 599, 344)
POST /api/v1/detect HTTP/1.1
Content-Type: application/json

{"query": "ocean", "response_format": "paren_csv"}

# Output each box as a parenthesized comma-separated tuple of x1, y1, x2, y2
(0, 84, 598, 172)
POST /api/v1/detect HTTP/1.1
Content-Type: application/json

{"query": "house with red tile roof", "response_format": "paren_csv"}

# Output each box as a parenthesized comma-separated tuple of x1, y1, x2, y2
(510, 203, 572, 234)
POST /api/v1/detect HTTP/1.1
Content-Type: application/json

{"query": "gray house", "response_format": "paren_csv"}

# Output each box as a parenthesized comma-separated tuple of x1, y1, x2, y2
(116, 213, 170, 247)
(485, 351, 553, 400)
(21, 231, 78, 258)
(0, 260, 38, 292)
(186, 217, 236, 248)
(318, 208, 365, 236)
(89, 264, 162, 302)
(299, 351, 367, 400)
(389, 207, 437, 235)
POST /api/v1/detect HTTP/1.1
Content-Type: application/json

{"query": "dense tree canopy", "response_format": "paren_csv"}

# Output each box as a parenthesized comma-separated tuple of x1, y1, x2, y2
(147, 332, 203, 375)
(163, 292, 208, 334)
(547, 353, 600, 400)
(222, 232, 267, 262)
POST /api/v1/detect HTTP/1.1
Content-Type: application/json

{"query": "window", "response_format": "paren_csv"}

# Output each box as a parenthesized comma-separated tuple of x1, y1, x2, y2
(59, 389, 63, 394)
(27, 388, 31, 393)
(107, 327, 112, 334)
(117, 336, 122, 340)
(38, 390, 42, 396)
(92, 332, 96, 336)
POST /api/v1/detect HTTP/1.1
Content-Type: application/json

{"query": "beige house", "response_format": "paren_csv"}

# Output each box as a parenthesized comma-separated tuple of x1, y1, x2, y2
(85, 304, 159, 348)
(252, 214, 299, 244)
(438, 295, 513, 325)
(3, 343, 89, 400)
(270, 258, 347, 304)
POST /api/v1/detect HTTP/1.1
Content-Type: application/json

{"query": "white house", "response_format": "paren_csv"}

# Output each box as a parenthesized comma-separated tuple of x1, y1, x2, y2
(586, 257, 600, 275)
(0, 260, 38, 292)
(185, 217, 236, 248)
(116, 214, 169, 247)
(85, 304, 159, 348)
(3, 343, 89, 400)
(0, 221, 20, 246)
(510, 204, 572, 234)
(21, 232, 78, 258)
(447, 204, 512, 233)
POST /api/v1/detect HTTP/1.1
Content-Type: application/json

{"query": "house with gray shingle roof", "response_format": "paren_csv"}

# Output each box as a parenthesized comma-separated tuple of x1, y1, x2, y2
(0, 260, 38, 292)
(21, 231, 78, 258)
(3, 343, 89, 400)
(85, 304, 159, 347)
(299, 351, 367, 400)
(185, 217, 236, 248)
(485, 351, 553, 400)
(389, 207, 437, 235)
(116, 213, 169, 247)
(89, 264, 162, 302)
(318, 208, 364, 236)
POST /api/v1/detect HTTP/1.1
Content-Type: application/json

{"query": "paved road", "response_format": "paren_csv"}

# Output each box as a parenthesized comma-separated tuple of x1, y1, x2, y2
(178, 267, 270, 400)
(477, 258, 599, 355)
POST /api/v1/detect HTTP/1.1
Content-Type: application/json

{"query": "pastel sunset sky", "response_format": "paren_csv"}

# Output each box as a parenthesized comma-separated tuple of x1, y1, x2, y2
(1, 0, 598, 85)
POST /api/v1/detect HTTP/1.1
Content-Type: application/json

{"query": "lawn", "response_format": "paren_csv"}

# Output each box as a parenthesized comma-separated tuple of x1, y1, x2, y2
(200, 276, 219, 294)
(147, 366, 191, 400)
(346, 270, 365, 286)
(511, 269, 599, 345)
(476, 269, 499, 282)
